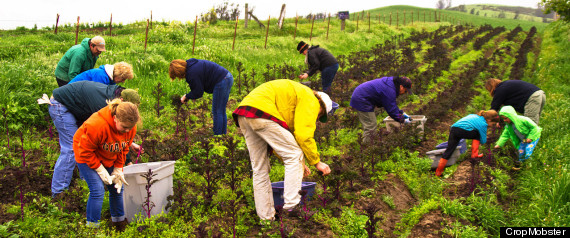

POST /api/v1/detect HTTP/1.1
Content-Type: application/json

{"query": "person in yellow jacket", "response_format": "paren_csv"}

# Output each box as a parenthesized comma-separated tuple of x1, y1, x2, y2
(232, 79, 336, 221)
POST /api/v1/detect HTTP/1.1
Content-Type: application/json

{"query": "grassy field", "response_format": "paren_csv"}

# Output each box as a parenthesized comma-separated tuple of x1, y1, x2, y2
(0, 4, 568, 237)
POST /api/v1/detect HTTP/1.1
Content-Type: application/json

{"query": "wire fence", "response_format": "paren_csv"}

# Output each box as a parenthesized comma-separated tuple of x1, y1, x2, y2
(0, 10, 459, 51)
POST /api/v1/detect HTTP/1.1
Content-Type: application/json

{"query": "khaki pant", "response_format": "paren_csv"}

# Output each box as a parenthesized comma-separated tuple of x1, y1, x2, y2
(357, 111, 377, 144)
(237, 116, 304, 221)
(524, 90, 546, 125)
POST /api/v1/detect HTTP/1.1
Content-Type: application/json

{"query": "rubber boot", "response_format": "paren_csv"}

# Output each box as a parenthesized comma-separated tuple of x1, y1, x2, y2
(435, 158, 448, 177)
(112, 218, 128, 232)
(471, 140, 483, 158)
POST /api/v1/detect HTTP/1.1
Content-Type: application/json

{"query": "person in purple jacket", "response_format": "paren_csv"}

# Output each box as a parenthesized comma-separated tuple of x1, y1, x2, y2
(350, 76, 412, 144)
(169, 58, 234, 135)
(68, 62, 134, 85)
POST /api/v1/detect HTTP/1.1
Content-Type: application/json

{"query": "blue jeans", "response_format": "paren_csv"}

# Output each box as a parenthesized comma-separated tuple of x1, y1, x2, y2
(77, 163, 125, 226)
(518, 138, 540, 162)
(48, 98, 78, 196)
(212, 72, 234, 135)
(320, 63, 339, 93)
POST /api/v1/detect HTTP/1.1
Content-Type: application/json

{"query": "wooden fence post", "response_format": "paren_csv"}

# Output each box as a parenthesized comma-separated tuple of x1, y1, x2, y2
(264, 16, 270, 49)
(326, 13, 330, 40)
(309, 15, 315, 41)
(404, 10, 406, 26)
(356, 12, 359, 31)
(192, 16, 197, 54)
(294, 14, 298, 39)
(368, 12, 370, 31)
(411, 11, 413, 25)
(144, 19, 149, 52)
(150, 11, 153, 29)
(75, 16, 80, 45)
(55, 14, 59, 34)
(396, 11, 399, 28)
(232, 15, 238, 50)
(109, 13, 112, 36)
(244, 4, 249, 28)
(389, 12, 392, 26)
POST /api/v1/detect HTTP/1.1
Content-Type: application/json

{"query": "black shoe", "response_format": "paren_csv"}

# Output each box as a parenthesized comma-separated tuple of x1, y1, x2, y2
(283, 204, 302, 219)
(112, 218, 128, 232)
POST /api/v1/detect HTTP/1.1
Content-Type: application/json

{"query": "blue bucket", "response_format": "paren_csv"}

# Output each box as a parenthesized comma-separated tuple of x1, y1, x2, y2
(436, 139, 467, 154)
(271, 181, 317, 207)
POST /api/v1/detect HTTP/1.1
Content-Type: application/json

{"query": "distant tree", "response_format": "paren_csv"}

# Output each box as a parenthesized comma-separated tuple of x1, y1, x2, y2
(457, 5, 466, 12)
(477, 11, 480, 16)
(514, 11, 520, 19)
(200, 8, 217, 24)
(470, 8, 475, 14)
(541, 0, 570, 21)
(436, 0, 446, 9)
(200, 1, 241, 24)
(446, 0, 452, 9)
(498, 11, 506, 18)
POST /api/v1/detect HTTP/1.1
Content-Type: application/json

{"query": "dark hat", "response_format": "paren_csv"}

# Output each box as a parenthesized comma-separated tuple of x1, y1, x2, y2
(121, 89, 141, 105)
(394, 76, 413, 94)
(297, 41, 309, 54)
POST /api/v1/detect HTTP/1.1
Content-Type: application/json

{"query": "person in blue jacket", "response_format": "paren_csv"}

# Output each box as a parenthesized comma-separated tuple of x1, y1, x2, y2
(435, 110, 499, 177)
(68, 62, 134, 85)
(169, 59, 234, 135)
(350, 76, 412, 144)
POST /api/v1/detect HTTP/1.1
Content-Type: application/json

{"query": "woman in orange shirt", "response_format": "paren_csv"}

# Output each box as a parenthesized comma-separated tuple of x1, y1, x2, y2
(74, 99, 140, 230)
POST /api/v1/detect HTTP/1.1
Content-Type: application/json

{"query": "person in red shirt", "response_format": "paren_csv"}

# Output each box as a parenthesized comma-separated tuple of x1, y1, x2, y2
(74, 99, 140, 231)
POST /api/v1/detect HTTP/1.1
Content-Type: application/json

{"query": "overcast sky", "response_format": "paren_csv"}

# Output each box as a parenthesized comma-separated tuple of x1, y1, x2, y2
(0, 0, 542, 29)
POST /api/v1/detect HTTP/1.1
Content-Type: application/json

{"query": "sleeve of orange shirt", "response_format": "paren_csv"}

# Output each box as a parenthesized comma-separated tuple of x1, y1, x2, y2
(115, 126, 137, 168)
(74, 124, 102, 169)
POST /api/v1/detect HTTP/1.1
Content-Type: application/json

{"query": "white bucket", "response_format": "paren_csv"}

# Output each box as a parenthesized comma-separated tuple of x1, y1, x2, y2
(122, 161, 175, 221)
(426, 146, 462, 169)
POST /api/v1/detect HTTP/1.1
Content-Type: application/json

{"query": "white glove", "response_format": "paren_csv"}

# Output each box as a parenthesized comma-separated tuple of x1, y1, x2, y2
(404, 118, 412, 124)
(111, 167, 129, 193)
(37, 94, 52, 105)
(95, 164, 115, 185)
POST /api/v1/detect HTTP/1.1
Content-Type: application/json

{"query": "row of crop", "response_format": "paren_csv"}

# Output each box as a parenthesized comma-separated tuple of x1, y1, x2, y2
(0, 21, 532, 237)
(509, 26, 538, 80)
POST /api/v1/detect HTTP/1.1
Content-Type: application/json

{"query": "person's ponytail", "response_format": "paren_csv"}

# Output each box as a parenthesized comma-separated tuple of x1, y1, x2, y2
(107, 99, 140, 128)
(477, 109, 499, 123)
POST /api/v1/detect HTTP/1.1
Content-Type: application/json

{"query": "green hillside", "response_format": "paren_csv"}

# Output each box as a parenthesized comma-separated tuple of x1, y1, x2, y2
(448, 4, 555, 23)
(354, 5, 548, 31)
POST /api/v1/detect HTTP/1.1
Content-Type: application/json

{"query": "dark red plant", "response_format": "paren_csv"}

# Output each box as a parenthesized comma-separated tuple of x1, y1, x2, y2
(2, 107, 9, 149)
(141, 169, 157, 218)
(152, 82, 166, 117)
(364, 203, 381, 237)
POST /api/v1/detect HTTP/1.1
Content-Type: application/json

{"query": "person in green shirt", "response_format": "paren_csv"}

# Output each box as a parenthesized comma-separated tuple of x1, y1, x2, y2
(494, 106, 542, 169)
(54, 36, 106, 87)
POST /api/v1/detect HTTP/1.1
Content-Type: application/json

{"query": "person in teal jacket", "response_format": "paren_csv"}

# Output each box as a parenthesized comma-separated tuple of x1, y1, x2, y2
(54, 36, 106, 87)
(435, 110, 499, 176)
(68, 62, 133, 85)
(494, 106, 542, 168)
